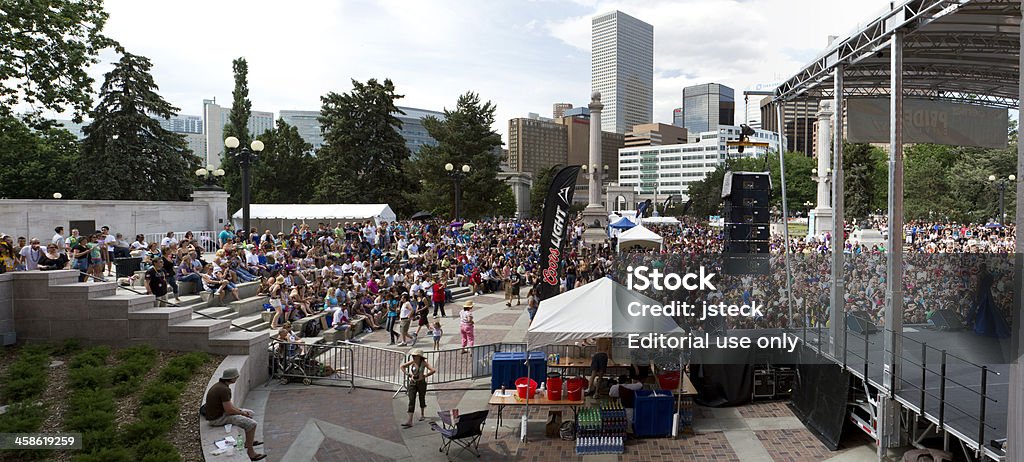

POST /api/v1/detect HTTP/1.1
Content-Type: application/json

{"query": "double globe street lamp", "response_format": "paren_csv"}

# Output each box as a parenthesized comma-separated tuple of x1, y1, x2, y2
(195, 164, 225, 189)
(225, 137, 264, 234)
(988, 174, 1016, 225)
(445, 163, 471, 221)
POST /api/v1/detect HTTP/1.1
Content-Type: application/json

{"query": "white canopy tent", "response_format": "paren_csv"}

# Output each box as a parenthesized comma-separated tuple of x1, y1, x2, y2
(232, 204, 397, 232)
(616, 224, 663, 251)
(641, 216, 680, 226)
(524, 277, 688, 439)
(527, 277, 686, 348)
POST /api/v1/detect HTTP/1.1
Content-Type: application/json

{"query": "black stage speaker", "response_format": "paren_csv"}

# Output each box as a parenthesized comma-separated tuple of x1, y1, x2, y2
(846, 311, 878, 335)
(930, 309, 963, 331)
(722, 171, 771, 275)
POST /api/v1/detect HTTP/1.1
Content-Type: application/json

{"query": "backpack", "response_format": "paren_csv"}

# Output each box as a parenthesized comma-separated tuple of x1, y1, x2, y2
(303, 319, 322, 337)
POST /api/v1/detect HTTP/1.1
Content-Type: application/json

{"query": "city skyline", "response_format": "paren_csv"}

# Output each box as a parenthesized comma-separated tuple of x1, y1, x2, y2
(16, 0, 893, 144)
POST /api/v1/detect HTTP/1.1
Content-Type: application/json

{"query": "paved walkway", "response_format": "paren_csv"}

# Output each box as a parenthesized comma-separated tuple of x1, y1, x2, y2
(241, 288, 878, 462)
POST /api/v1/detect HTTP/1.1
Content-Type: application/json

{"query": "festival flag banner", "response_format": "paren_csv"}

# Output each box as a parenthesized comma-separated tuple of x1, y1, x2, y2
(537, 165, 581, 301)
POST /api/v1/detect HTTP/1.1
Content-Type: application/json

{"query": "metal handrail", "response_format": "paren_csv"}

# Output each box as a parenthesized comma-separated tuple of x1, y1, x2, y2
(78, 270, 254, 332)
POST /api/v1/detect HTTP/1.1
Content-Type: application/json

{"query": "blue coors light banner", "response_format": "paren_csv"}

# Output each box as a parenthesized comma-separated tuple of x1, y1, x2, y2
(537, 165, 581, 301)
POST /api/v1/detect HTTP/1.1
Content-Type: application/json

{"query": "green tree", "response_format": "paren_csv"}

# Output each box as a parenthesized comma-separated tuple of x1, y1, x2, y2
(0, 0, 117, 120)
(842, 143, 882, 220)
(529, 164, 561, 218)
(947, 146, 1017, 222)
(316, 78, 412, 211)
(409, 92, 505, 219)
(683, 164, 726, 218)
(904, 144, 959, 220)
(221, 57, 252, 214)
(251, 119, 315, 204)
(0, 116, 80, 198)
(79, 52, 196, 200)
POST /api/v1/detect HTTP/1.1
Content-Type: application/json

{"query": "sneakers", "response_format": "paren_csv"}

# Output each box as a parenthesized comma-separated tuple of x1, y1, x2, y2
(398, 342, 408, 347)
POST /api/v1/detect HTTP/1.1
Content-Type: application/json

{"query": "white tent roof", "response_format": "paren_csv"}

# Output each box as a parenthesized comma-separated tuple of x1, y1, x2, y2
(527, 277, 685, 348)
(616, 224, 663, 251)
(641, 216, 680, 225)
(232, 204, 397, 223)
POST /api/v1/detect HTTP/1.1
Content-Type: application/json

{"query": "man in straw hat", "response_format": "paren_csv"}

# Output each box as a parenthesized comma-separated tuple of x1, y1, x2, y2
(400, 348, 436, 428)
(203, 368, 266, 460)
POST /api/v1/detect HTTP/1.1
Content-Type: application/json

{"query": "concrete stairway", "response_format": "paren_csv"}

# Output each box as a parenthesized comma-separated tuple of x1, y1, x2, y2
(10, 270, 269, 356)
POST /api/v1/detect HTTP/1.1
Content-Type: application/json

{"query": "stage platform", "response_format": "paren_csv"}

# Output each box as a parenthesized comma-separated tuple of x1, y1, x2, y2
(796, 326, 1011, 460)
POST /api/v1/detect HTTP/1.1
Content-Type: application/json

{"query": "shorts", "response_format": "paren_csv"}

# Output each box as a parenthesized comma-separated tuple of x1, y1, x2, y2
(207, 408, 257, 431)
(400, 318, 411, 333)
(270, 299, 282, 308)
(591, 352, 608, 374)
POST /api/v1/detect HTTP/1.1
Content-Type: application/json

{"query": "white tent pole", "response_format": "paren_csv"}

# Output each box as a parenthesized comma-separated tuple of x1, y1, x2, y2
(522, 342, 530, 442)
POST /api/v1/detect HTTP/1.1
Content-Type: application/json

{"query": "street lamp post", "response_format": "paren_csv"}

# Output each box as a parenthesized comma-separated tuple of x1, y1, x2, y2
(225, 137, 264, 233)
(445, 163, 471, 221)
(195, 164, 226, 189)
(988, 174, 1016, 224)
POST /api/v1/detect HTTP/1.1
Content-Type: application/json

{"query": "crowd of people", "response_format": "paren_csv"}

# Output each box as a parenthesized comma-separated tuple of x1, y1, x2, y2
(0, 216, 1016, 339)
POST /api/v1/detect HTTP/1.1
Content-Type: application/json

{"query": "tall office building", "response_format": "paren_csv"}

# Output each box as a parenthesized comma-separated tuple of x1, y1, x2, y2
(672, 108, 683, 127)
(624, 123, 688, 148)
(759, 96, 817, 155)
(618, 125, 782, 201)
(507, 114, 624, 202)
(552, 103, 573, 119)
(591, 11, 654, 134)
(155, 114, 203, 134)
(279, 110, 323, 152)
(203, 99, 274, 168)
(278, 106, 444, 156)
(395, 106, 445, 156)
(679, 83, 735, 134)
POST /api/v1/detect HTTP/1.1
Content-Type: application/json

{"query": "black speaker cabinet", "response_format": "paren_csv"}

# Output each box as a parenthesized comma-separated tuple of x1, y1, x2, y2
(725, 241, 770, 254)
(723, 171, 771, 195)
(724, 206, 770, 224)
(726, 223, 770, 241)
(724, 255, 770, 275)
(753, 368, 775, 399)
(930, 309, 963, 331)
(846, 312, 878, 335)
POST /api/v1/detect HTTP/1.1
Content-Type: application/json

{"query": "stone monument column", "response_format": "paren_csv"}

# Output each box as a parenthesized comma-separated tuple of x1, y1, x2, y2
(582, 92, 609, 242)
(191, 188, 231, 231)
(810, 100, 834, 237)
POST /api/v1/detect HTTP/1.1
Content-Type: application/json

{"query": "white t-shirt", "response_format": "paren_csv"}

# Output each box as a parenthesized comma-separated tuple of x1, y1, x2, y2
(130, 240, 148, 251)
(52, 233, 64, 251)
(460, 310, 473, 325)
(103, 234, 116, 252)
(160, 237, 177, 248)
(20, 246, 42, 270)
(400, 301, 413, 319)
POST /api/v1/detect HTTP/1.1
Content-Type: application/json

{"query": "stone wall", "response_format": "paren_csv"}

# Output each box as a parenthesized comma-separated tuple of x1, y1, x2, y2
(0, 190, 229, 241)
(0, 273, 13, 345)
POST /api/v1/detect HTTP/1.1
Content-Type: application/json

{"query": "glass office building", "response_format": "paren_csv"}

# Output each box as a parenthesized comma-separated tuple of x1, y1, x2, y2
(679, 83, 735, 134)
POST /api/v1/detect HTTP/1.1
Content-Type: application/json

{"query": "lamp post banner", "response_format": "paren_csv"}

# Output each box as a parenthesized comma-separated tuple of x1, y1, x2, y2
(537, 165, 581, 301)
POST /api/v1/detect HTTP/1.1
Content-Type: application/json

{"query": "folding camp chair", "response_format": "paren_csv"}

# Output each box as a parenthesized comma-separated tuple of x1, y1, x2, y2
(429, 409, 489, 460)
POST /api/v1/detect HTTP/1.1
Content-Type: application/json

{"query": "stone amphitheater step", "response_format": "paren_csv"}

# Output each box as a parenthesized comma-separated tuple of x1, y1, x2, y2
(207, 330, 271, 355)
(233, 312, 271, 330)
(167, 318, 231, 338)
(228, 295, 269, 317)
(194, 305, 235, 320)
(197, 281, 261, 307)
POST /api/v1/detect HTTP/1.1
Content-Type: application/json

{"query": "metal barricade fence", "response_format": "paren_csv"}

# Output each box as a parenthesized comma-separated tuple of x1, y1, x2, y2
(269, 340, 354, 391)
(144, 230, 219, 253)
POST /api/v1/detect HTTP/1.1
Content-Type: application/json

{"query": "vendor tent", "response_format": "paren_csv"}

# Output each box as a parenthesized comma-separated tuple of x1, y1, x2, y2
(609, 217, 637, 230)
(641, 216, 680, 225)
(232, 204, 397, 232)
(616, 224, 663, 251)
(527, 277, 685, 348)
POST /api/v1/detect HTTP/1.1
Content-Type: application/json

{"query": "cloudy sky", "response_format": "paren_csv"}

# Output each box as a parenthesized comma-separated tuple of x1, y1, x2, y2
(62, 0, 891, 142)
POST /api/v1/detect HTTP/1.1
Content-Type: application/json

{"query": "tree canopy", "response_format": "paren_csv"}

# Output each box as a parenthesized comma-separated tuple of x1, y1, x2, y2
(315, 78, 413, 213)
(78, 52, 196, 200)
(0, 0, 117, 121)
(409, 92, 508, 219)
(251, 119, 315, 204)
(221, 57, 252, 214)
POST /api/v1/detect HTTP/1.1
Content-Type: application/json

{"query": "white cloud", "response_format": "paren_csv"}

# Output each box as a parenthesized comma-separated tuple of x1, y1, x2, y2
(24, 0, 891, 145)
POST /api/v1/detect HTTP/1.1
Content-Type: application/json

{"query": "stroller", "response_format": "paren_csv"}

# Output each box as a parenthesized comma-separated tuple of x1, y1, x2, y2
(270, 341, 334, 385)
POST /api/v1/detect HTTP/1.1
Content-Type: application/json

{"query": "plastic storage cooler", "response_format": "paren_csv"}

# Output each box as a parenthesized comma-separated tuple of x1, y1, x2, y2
(490, 352, 547, 392)
(633, 390, 674, 437)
